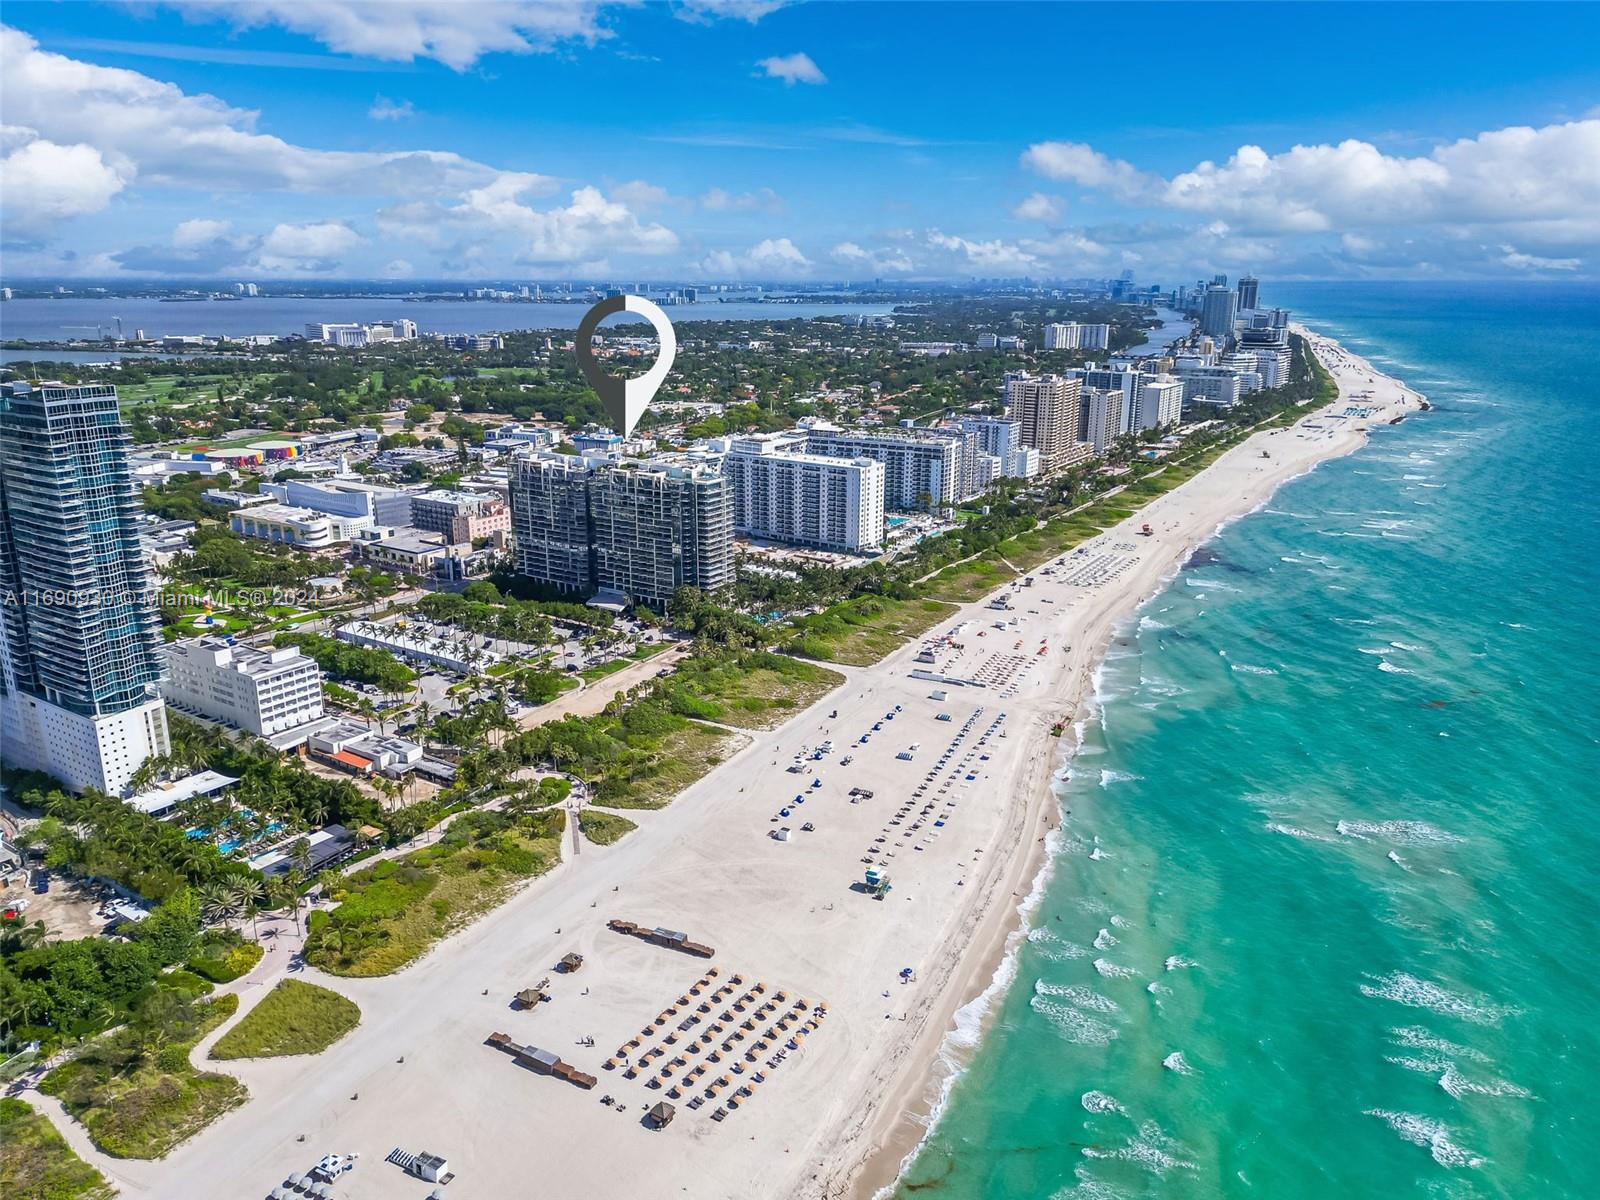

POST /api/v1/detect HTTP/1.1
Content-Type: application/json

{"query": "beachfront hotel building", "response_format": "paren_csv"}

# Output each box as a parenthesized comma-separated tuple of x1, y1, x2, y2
(802, 422, 961, 511)
(1136, 374, 1186, 430)
(0, 381, 171, 793)
(721, 435, 886, 553)
(509, 453, 734, 607)
(1236, 275, 1260, 312)
(1005, 372, 1087, 474)
(163, 636, 324, 738)
(1175, 365, 1245, 410)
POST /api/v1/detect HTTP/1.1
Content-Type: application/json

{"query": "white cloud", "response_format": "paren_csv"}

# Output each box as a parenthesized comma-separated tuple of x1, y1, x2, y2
(830, 241, 914, 274)
(612, 180, 672, 210)
(1023, 120, 1600, 236)
(382, 181, 678, 267)
(1500, 245, 1581, 271)
(756, 52, 826, 86)
(700, 186, 784, 215)
(925, 231, 1039, 275)
(170, 1, 614, 71)
(701, 237, 812, 279)
(677, 0, 790, 22)
(1021, 141, 1155, 200)
(368, 96, 415, 121)
(383, 258, 414, 277)
(0, 133, 125, 234)
(171, 218, 233, 248)
(255, 220, 364, 273)
(1012, 192, 1064, 222)
(0, 26, 511, 211)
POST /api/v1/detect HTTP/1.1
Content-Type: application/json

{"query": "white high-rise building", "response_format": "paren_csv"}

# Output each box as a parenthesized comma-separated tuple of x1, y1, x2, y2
(721, 435, 885, 553)
(1135, 374, 1185, 430)
(164, 638, 324, 738)
(1079, 388, 1123, 454)
(1043, 322, 1110, 352)
(802, 424, 960, 511)
(1043, 323, 1080, 351)
(1175, 365, 1244, 409)
(957, 416, 1037, 478)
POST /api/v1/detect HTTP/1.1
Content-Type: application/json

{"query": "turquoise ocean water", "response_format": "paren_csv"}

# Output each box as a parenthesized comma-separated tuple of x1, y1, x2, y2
(895, 283, 1599, 1199)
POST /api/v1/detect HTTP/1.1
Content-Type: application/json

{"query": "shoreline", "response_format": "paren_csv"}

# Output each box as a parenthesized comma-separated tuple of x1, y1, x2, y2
(29, 330, 1425, 1200)
(835, 327, 1427, 1200)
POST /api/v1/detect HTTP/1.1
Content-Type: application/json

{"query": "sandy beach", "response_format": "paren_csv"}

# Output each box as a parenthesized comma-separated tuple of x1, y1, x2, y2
(27, 332, 1423, 1200)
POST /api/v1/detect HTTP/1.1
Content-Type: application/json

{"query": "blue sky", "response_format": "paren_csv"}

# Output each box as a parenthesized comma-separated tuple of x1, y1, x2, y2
(3, 1, 1597, 282)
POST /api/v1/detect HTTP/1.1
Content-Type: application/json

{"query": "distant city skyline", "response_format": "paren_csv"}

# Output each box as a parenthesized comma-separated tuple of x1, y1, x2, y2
(1, 2, 1597, 282)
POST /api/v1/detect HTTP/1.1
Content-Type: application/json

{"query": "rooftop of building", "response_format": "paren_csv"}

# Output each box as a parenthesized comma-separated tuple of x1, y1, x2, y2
(125, 770, 239, 815)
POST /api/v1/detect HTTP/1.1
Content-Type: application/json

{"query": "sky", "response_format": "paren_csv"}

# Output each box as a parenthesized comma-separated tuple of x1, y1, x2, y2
(2, 1, 1597, 284)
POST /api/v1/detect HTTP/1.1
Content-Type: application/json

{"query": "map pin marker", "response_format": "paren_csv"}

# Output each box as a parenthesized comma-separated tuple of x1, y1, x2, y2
(575, 294, 677, 439)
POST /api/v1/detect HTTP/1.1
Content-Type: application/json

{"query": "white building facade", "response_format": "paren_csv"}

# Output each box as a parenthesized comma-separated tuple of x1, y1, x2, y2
(163, 637, 324, 737)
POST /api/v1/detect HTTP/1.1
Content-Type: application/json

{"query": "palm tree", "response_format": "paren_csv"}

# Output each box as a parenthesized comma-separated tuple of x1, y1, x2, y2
(196, 880, 240, 927)
(230, 877, 267, 942)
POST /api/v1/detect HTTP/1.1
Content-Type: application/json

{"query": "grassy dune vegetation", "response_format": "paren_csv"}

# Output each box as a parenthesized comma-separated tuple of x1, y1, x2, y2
(39, 994, 244, 1159)
(210, 980, 360, 1060)
(658, 651, 843, 730)
(0, 1098, 116, 1200)
(304, 810, 565, 977)
(577, 810, 638, 846)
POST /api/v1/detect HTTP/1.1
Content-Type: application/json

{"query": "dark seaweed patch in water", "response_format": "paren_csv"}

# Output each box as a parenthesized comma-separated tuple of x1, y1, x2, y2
(1183, 546, 1251, 573)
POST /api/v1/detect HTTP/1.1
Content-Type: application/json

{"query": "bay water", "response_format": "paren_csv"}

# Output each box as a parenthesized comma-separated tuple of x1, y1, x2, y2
(895, 282, 1600, 1198)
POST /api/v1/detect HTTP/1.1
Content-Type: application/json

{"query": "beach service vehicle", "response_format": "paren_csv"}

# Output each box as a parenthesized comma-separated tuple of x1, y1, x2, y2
(1139, 523, 1154, 536)
(312, 1153, 358, 1182)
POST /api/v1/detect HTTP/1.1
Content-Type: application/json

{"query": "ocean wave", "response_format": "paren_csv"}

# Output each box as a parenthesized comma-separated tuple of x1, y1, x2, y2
(1389, 640, 1425, 652)
(1088, 846, 1112, 861)
(1377, 660, 1412, 674)
(1027, 928, 1089, 962)
(1082, 1120, 1197, 1174)
(1364, 1109, 1485, 1169)
(1146, 981, 1170, 997)
(1165, 955, 1198, 972)
(1389, 1026, 1490, 1063)
(1231, 662, 1279, 676)
(1032, 994, 1119, 1045)
(1439, 1066, 1531, 1100)
(1266, 821, 1336, 843)
(1337, 819, 1464, 846)
(1161, 1051, 1193, 1075)
(1360, 972, 1515, 1024)
(1110, 914, 1131, 930)
(1137, 615, 1168, 632)
(1081, 1090, 1127, 1116)
(1036, 981, 1121, 1014)
(1093, 928, 1119, 950)
(1357, 646, 1389, 656)
(1093, 958, 1137, 980)
(1099, 769, 1140, 786)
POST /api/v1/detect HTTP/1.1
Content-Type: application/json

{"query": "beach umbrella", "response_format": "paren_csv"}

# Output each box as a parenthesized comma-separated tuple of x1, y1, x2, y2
(286, 1175, 302, 1188)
